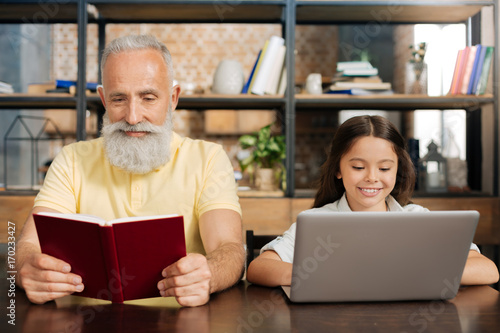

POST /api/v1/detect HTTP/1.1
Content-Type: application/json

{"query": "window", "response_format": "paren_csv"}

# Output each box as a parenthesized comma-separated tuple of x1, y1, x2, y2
(413, 24, 467, 160)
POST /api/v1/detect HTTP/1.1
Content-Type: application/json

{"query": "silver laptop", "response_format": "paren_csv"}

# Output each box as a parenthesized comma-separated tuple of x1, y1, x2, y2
(283, 210, 479, 302)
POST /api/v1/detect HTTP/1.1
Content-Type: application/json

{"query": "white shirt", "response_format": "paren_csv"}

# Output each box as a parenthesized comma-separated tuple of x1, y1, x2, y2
(261, 194, 480, 263)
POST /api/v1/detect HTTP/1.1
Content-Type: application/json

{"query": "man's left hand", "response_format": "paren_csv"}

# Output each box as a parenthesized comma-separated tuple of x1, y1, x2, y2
(157, 253, 212, 307)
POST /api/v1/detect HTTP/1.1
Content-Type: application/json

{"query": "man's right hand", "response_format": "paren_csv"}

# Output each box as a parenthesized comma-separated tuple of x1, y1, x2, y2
(18, 252, 84, 304)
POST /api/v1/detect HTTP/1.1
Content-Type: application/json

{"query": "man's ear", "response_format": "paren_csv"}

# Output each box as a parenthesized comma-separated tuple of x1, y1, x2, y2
(170, 84, 181, 111)
(97, 85, 106, 108)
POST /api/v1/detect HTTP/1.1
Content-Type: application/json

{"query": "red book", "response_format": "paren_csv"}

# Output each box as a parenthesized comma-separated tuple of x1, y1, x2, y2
(455, 46, 470, 95)
(460, 45, 477, 95)
(33, 212, 186, 303)
(449, 49, 464, 95)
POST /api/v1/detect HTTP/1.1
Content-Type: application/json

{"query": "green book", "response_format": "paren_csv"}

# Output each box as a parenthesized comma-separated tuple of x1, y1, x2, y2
(475, 46, 494, 95)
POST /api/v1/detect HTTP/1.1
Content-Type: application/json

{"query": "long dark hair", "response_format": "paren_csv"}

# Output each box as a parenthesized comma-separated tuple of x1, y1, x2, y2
(313, 115, 416, 208)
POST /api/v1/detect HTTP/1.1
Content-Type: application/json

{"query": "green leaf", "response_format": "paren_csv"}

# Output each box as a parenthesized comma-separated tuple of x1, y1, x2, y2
(239, 135, 257, 148)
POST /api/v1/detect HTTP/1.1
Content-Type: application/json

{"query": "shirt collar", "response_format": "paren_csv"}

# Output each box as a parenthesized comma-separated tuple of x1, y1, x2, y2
(336, 194, 352, 211)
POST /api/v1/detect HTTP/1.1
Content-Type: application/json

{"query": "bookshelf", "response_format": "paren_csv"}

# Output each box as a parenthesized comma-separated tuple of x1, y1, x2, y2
(0, 0, 498, 199)
(295, 94, 495, 110)
(292, 0, 498, 199)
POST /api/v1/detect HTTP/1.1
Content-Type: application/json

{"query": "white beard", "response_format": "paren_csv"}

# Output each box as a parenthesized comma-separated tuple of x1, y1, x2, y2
(101, 108, 173, 174)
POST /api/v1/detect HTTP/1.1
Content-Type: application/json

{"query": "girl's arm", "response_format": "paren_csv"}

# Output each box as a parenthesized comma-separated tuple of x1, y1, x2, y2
(246, 250, 292, 287)
(460, 250, 499, 285)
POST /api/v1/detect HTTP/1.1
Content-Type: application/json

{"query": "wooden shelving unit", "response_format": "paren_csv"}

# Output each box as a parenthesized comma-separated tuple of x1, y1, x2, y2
(295, 1, 487, 24)
(0, 0, 498, 198)
(295, 93, 495, 110)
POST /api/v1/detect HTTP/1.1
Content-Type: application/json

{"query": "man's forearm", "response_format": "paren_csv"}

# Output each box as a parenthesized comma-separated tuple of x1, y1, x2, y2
(206, 242, 245, 294)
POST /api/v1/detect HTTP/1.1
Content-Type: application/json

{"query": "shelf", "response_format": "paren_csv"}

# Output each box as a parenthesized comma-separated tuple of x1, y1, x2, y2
(2, 0, 489, 24)
(0, 93, 285, 111)
(1, 0, 497, 198)
(176, 94, 285, 110)
(296, 1, 492, 24)
(0, 0, 79, 23)
(89, 0, 286, 24)
(2, 93, 492, 112)
(87, 93, 286, 110)
(295, 94, 494, 110)
(0, 94, 78, 110)
(237, 189, 285, 198)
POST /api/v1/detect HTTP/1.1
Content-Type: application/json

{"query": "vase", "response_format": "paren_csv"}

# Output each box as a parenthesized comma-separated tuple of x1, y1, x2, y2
(405, 62, 427, 95)
(212, 60, 245, 94)
(255, 168, 277, 191)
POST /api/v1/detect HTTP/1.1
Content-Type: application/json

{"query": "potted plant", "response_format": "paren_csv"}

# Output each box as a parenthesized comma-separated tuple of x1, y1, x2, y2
(238, 124, 286, 191)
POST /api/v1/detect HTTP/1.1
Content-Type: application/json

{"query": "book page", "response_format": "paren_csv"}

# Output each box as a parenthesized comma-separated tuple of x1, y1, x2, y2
(35, 211, 106, 225)
(107, 214, 181, 225)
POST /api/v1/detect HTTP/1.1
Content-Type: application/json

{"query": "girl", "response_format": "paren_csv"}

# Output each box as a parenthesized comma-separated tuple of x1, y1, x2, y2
(247, 115, 499, 287)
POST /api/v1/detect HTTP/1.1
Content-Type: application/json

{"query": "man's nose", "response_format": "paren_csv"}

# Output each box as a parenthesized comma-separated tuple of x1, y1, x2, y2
(124, 100, 143, 125)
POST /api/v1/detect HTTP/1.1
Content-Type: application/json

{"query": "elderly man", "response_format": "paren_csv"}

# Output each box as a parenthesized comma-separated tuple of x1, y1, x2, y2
(15, 35, 245, 307)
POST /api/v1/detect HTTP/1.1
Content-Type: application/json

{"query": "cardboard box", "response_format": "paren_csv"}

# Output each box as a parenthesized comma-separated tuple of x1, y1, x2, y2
(205, 110, 275, 134)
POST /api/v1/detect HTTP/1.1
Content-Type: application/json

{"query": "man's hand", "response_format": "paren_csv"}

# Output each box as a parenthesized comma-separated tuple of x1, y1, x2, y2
(18, 252, 84, 304)
(16, 206, 84, 304)
(157, 253, 212, 307)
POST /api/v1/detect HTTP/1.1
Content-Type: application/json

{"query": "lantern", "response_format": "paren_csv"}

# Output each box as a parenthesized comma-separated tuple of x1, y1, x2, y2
(419, 141, 448, 193)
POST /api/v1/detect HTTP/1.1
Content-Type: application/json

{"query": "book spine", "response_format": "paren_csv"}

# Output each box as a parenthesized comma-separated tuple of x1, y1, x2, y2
(264, 45, 286, 95)
(99, 226, 124, 303)
(241, 50, 261, 94)
(251, 36, 285, 95)
(277, 65, 287, 95)
(471, 45, 487, 95)
(55, 79, 98, 91)
(449, 50, 464, 95)
(460, 46, 477, 95)
(467, 45, 482, 94)
(476, 46, 494, 95)
(247, 40, 269, 94)
(455, 47, 470, 95)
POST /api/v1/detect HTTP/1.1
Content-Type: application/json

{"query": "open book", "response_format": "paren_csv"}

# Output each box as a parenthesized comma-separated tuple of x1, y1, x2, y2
(33, 212, 186, 303)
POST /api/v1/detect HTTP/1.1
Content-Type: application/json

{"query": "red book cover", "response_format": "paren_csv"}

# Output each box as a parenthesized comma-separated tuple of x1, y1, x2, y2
(460, 45, 477, 95)
(33, 213, 186, 303)
(455, 46, 470, 95)
(449, 49, 464, 95)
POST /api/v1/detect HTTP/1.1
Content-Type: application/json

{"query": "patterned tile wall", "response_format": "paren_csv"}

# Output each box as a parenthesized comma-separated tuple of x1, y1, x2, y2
(52, 23, 343, 88)
(50, 23, 409, 188)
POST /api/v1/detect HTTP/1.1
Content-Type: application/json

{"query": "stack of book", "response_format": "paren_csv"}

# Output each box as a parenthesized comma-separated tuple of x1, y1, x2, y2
(243, 35, 287, 95)
(0, 81, 14, 93)
(326, 61, 393, 95)
(449, 44, 494, 96)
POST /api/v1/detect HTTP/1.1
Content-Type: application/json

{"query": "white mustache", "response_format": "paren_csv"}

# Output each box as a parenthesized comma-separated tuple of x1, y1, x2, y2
(102, 120, 163, 135)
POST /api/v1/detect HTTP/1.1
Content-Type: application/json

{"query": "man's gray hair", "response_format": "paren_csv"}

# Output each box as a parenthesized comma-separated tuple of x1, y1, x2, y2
(100, 34, 174, 85)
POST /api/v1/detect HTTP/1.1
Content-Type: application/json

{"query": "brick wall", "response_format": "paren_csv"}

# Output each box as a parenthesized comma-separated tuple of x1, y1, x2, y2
(50, 23, 411, 189)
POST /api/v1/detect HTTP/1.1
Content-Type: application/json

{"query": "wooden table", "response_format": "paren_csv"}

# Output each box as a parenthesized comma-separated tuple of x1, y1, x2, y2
(4, 279, 500, 332)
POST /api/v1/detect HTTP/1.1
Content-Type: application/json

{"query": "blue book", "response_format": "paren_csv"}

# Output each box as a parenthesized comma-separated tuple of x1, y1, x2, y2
(470, 45, 487, 95)
(241, 50, 261, 94)
(476, 46, 494, 95)
(466, 44, 482, 95)
(326, 88, 393, 96)
(56, 80, 99, 91)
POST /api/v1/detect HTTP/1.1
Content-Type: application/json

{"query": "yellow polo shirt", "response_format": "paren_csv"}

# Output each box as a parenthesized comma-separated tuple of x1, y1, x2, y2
(34, 132, 241, 254)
